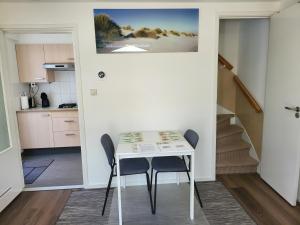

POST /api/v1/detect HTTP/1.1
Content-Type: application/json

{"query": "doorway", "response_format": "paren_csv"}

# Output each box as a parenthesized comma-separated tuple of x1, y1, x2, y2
(216, 18, 269, 175)
(0, 28, 86, 190)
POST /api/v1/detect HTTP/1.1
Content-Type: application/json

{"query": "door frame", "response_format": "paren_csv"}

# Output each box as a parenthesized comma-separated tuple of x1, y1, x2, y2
(211, 9, 276, 179)
(0, 24, 88, 191)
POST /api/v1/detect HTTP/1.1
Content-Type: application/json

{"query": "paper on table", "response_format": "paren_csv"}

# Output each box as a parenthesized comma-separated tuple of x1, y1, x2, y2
(173, 142, 190, 151)
(138, 143, 157, 152)
(158, 143, 173, 151)
(158, 142, 190, 151)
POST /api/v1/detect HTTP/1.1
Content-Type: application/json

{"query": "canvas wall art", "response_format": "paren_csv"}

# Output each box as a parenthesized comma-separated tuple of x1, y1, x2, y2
(93, 9, 199, 54)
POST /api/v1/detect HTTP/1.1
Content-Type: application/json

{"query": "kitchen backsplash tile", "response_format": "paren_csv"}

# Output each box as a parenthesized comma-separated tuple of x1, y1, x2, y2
(36, 71, 77, 107)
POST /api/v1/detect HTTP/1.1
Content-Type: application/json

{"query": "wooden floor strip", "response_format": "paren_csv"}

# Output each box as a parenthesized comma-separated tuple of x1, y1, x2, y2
(0, 190, 71, 225)
(219, 174, 300, 225)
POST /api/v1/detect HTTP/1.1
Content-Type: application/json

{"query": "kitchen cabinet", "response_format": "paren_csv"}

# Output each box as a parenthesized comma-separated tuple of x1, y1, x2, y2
(44, 44, 74, 63)
(17, 111, 54, 149)
(52, 111, 80, 147)
(15, 44, 54, 83)
(17, 110, 80, 149)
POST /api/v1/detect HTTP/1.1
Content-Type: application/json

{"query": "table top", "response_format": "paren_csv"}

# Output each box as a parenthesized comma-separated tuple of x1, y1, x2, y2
(116, 130, 194, 159)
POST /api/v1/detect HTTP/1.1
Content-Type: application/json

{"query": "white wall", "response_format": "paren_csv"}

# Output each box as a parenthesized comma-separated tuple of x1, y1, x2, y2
(238, 19, 269, 109)
(219, 20, 240, 74)
(0, 2, 279, 188)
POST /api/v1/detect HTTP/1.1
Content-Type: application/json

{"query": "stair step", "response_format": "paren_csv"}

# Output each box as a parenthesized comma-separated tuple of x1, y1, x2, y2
(217, 140, 251, 153)
(216, 156, 258, 174)
(217, 125, 244, 139)
(217, 114, 234, 124)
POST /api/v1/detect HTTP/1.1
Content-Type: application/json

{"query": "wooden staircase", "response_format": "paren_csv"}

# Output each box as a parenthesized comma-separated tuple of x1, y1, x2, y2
(216, 114, 258, 174)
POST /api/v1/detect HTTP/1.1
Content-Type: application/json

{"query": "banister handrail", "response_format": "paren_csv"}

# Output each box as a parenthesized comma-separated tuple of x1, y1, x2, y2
(233, 76, 263, 113)
(218, 54, 234, 71)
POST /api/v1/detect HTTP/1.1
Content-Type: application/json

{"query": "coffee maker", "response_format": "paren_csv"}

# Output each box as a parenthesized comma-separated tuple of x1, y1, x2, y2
(41, 92, 50, 108)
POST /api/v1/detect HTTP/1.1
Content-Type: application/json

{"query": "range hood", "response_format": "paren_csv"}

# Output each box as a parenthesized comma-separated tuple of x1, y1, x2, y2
(43, 63, 75, 71)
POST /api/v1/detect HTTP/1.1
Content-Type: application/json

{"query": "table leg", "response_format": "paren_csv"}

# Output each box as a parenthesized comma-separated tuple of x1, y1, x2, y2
(190, 152, 195, 220)
(116, 156, 123, 225)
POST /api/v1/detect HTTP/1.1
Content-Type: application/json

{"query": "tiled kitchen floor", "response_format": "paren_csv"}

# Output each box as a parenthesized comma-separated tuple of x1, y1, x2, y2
(22, 148, 83, 188)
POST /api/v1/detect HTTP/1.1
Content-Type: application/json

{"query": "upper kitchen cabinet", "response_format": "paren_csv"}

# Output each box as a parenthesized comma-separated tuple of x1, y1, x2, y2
(44, 44, 74, 63)
(15, 44, 54, 83)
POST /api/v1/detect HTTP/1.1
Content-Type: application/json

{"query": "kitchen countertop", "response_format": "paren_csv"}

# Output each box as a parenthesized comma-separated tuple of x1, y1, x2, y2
(17, 107, 78, 113)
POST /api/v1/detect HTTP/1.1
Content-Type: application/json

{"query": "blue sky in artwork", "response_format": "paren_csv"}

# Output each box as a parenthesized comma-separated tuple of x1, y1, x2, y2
(94, 9, 199, 33)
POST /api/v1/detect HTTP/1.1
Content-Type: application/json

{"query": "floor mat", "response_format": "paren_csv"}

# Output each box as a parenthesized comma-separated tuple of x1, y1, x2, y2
(56, 181, 256, 225)
(197, 182, 256, 225)
(108, 184, 209, 225)
(23, 159, 54, 184)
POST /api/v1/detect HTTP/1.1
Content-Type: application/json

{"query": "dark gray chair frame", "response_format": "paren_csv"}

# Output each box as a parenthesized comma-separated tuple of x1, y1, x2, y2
(150, 130, 203, 213)
(101, 134, 154, 216)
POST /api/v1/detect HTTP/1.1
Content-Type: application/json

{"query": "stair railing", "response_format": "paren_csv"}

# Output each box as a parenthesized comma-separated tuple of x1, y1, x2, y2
(218, 54, 234, 71)
(218, 54, 263, 113)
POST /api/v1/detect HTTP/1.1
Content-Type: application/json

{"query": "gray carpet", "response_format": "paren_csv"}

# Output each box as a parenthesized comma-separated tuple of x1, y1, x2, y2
(56, 182, 255, 225)
(56, 188, 113, 225)
(108, 184, 209, 225)
(197, 182, 255, 225)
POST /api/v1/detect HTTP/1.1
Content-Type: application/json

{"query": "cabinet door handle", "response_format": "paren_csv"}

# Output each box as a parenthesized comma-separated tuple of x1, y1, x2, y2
(67, 58, 74, 60)
(65, 133, 75, 136)
(35, 77, 45, 80)
(42, 114, 50, 117)
(64, 120, 75, 123)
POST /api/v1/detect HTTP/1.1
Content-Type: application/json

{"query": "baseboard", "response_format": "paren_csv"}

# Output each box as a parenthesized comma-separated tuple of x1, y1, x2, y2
(24, 184, 84, 191)
(22, 147, 81, 156)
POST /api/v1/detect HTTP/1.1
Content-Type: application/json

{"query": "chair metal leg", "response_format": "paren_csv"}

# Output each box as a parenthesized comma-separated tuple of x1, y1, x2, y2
(150, 168, 153, 191)
(153, 171, 159, 214)
(102, 170, 114, 216)
(145, 172, 154, 213)
(186, 170, 203, 208)
(186, 170, 191, 183)
(194, 182, 203, 208)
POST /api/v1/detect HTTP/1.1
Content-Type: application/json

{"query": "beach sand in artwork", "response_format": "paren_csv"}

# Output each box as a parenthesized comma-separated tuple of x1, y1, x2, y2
(94, 13, 199, 53)
(98, 36, 198, 53)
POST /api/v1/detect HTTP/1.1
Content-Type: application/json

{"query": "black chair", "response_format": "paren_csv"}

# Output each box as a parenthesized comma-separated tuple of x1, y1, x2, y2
(101, 134, 153, 215)
(150, 129, 203, 213)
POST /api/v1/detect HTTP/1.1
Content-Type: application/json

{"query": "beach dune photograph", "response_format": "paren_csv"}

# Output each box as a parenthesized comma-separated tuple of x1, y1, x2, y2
(93, 9, 199, 53)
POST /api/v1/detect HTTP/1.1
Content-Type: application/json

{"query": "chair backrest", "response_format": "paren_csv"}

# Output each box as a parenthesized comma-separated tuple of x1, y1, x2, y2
(101, 134, 115, 167)
(184, 129, 199, 149)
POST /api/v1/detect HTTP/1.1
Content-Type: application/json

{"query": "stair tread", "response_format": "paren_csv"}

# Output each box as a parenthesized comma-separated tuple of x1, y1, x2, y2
(217, 125, 244, 139)
(217, 140, 251, 153)
(217, 156, 258, 167)
(217, 114, 234, 124)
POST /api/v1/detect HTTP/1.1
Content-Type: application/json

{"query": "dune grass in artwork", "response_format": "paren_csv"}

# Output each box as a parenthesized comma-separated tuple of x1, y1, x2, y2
(94, 9, 199, 53)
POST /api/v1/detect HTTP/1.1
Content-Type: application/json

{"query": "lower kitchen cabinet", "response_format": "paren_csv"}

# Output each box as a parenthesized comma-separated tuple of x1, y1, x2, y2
(17, 110, 80, 149)
(17, 111, 53, 149)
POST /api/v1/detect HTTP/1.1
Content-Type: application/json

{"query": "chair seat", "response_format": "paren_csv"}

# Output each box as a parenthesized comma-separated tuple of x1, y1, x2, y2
(120, 158, 149, 176)
(152, 156, 187, 172)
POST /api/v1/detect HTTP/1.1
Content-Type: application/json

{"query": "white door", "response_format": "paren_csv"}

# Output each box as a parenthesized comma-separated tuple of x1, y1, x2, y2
(0, 31, 24, 212)
(261, 4, 300, 206)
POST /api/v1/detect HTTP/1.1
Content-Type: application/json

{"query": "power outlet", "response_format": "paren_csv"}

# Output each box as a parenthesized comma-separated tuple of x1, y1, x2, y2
(90, 89, 97, 96)
(30, 82, 37, 88)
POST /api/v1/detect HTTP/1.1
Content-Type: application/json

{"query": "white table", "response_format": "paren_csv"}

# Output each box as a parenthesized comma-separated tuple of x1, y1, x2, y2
(115, 130, 195, 225)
